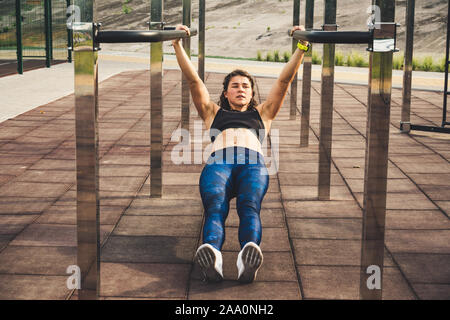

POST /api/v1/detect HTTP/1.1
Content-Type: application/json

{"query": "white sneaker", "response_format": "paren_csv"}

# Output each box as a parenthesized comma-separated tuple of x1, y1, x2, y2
(236, 242, 263, 283)
(195, 243, 223, 282)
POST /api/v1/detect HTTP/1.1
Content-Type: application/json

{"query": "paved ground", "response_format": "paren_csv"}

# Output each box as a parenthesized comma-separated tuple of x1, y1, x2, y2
(0, 66, 449, 300)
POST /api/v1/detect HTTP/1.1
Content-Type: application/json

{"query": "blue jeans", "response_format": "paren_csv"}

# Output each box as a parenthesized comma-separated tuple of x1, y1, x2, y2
(199, 147, 269, 251)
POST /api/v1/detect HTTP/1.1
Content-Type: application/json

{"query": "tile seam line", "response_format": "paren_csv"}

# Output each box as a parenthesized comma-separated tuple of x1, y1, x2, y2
(304, 83, 420, 300)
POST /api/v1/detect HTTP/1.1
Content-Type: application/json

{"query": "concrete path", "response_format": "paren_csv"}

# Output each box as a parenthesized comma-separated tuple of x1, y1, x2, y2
(0, 68, 448, 300)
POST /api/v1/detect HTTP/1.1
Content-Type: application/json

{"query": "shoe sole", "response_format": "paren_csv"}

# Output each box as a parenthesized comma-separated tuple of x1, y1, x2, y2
(238, 245, 263, 283)
(195, 246, 223, 282)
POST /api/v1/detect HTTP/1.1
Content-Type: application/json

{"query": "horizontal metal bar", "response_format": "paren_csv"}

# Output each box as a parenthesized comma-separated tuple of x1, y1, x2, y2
(291, 30, 372, 44)
(96, 28, 198, 43)
(410, 124, 450, 134)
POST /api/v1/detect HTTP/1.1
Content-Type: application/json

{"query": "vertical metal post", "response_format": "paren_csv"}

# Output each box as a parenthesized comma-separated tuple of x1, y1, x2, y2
(49, 0, 53, 60)
(198, 0, 205, 82)
(300, 0, 314, 147)
(181, 0, 192, 130)
(290, 0, 300, 119)
(67, 0, 73, 62)
(360, 0, 396, 300)
(400, 0, 414, 133)
(150, 0, 163, 198)
(443, 1, 450, 127)
(44, 0, 51, 67)
(73, 0, 99, 300)
(15, 0, 23, 74)
(317, 0, 336, 200)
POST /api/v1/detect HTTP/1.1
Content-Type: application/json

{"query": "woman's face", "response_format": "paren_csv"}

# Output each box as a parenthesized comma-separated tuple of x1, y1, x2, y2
(224, 75, 253, 110)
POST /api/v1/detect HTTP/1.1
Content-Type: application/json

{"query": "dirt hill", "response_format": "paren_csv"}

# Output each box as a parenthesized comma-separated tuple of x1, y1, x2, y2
(96, 0, 448, 59)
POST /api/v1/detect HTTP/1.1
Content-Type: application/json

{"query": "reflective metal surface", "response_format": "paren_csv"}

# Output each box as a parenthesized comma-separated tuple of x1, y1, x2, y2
(290, 0, 300, 120)
(181, 0, 191, 130)
(150, 0, 163, 197)
(317, 0, 336, 201)
(199, 0, 205, 82)
(360, 0, 395, 300)
(73, 0, 99, 299)
(401, 0, 414, 132)
(300, 0, 314, 147)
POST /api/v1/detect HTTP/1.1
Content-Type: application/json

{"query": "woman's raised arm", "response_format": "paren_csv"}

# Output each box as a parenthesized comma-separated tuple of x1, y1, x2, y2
(172, 25, 216, 121)
(259, 26, 308, 121)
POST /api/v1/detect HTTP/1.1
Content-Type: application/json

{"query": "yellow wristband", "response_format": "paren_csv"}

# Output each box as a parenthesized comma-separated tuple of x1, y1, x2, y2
(297, 41, 310, 52)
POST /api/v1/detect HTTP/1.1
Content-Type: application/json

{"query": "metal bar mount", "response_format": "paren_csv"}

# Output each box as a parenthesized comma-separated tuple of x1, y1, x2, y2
(95, 27, 198, 43)
(292, 29, 372, 44)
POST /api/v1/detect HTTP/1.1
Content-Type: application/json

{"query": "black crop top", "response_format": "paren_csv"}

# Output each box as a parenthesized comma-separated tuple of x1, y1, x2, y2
(209, 108, 266, 143)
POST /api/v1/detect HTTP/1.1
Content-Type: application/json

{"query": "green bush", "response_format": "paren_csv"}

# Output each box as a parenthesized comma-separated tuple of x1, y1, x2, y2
(412, 58, 419, 71)
(421, 56, 433, 72)
(347, 51, 368, 67)
(335, 52, 345, 66)
(312, 51, 322, 65)
(283, 51, 291, 63)
(434, 56, 446, 72)
(122, 4, 132, 14)
(265, 51, 273, 62)
(393, 54, 404, 70)
(256, 50, 262, 61)
(273, 50, 280, 62)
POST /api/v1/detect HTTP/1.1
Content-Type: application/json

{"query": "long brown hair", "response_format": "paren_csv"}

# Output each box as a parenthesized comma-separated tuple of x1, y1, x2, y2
(219, 69, 258, 110)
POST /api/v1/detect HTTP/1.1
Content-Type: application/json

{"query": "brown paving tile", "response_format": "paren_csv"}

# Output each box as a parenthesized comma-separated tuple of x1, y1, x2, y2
(0, 215, 38, 235)
(114, 215, 203, 237)
(221, 227, 291, 252)
(284, 200, 362, 218)
(281, 185, 353, 201)
(287, 218, 362, 240)
(396, 161, 450, 174)
(293, 239, 360, 266)
(0, 234, 14, 251)
(354, 192, 437, 210)
(435, 201, 450, 215)
(10, 224, 111, 247)
(419, 185, 450, 201)
(386, 210, 450, 229)
(99, 165, 149, 177)
(408, 173, 450, 186)
(101, 235, 197, 264)
(393, 253, 450, 284)
(0, 275, 70, 299)
(0, 181, 70, 198)
(298, 265, 359, 299)
(412, 284, 450, 300)
(29, 159, 75, 171)
(225, 208, 285, 228)
(0, 197, 54, 214)
(99, 176, 145, 192)
(189, 280, 301, 300)
(278, 173, 344, 186)
(100, 262, 190, 298)
(385, 230, 450, 254)
(15, 170, 75, 183)
(381, 267, 417, 300)
(0, 246, 76, 275)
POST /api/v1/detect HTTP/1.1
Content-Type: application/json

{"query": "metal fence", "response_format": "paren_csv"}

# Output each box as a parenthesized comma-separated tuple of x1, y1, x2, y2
(0, 0, 70, 76)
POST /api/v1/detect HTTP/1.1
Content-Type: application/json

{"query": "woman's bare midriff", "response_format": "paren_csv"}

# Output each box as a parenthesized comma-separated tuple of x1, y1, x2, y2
(210, 128, 264, 155)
